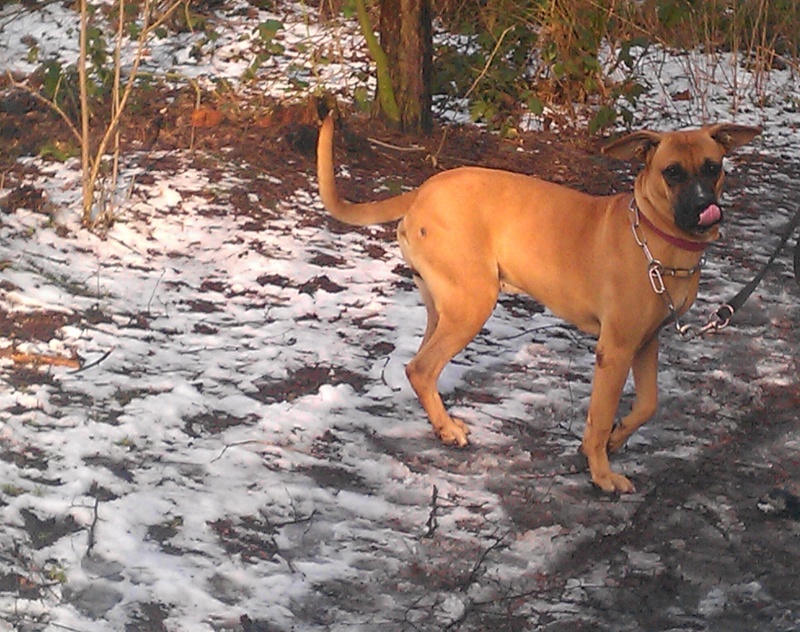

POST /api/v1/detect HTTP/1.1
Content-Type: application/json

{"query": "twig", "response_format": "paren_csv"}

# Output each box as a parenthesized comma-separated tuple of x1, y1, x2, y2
(266, 509, 318, 530)
(49, 624, 85, 632)
(422, 484, 439, 538)
(211, 439, 267, 463)
(146, 269, 167, 315)
(379, 355, 402, 392)
(440, 530, 513, 630)
(367, 137, 426, 152)
(463, 25, 514, 101)
(496, 322, 581, 342)
(189, 78, 201, 151)
(429, 126, 450, 169)
(408, 530, 513, 630)
(69, 346, 115, 374)
(86, 496, 100, 556)
(461, 529, 509, 589)
(5, 71, 82, 145)
(469, 581, 552, 609)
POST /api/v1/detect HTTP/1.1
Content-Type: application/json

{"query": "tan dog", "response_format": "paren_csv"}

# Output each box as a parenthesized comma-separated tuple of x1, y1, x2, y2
(316, 115, 760, 492)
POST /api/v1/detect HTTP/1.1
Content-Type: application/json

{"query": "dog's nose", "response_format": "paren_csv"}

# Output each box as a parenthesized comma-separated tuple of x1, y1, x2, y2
(691, 181, 716, 206)
(693, 181, 706, 198)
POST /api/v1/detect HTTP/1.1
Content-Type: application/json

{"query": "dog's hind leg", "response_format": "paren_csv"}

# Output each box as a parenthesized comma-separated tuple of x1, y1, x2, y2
(607, 335, 659, 452)
(405, 277, 497, 447)
(413, 274, 439, 348)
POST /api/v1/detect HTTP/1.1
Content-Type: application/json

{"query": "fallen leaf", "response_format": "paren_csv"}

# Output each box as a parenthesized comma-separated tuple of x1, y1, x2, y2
(191, 108, 224, 128)
(1, 348, 81, 369)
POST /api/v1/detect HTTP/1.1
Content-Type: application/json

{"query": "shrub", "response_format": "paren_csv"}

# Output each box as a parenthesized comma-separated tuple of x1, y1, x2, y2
(435, 0, 800, 133)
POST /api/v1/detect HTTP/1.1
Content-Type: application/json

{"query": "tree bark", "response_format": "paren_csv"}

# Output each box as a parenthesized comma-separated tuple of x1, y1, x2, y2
(378, 0, 433, 134)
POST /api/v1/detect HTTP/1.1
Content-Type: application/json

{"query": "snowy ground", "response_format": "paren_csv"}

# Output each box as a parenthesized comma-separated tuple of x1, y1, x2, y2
(1, 2, 799, 631)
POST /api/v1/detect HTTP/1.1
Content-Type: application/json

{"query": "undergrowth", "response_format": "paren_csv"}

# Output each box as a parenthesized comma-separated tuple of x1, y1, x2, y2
(11, 0, 800, 145)
(436, 0, 800, 133)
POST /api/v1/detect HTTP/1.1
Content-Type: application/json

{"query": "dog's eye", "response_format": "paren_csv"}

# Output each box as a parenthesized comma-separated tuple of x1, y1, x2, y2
(702, 161, 723, 178)
(662, 164, 687, 184)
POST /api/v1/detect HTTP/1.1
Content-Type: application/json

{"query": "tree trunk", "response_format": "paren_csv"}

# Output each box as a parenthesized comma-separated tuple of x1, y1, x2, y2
(378, 0, 433, 134)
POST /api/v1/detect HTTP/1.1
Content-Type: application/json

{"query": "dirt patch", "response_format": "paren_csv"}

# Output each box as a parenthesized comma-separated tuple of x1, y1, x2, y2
(0, 308, 77, 342)
(2, 61, 799, 632)
(251, 364, 371, 403)
(0, 78, 624, 215)
(19, 508, 81, 550)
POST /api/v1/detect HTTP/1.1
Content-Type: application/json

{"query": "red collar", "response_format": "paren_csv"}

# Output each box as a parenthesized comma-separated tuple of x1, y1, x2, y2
(633, 200, 710, 253)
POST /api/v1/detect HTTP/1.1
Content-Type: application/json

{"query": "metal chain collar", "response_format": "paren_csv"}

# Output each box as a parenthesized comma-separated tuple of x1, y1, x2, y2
(628, 199, 730, 340)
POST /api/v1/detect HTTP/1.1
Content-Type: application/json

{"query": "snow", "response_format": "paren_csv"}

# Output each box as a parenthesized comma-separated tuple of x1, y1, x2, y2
(0, 1, 799, 631)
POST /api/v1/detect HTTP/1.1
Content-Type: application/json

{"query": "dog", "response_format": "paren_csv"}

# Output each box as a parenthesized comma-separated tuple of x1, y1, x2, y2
(315, 114, 760, 492)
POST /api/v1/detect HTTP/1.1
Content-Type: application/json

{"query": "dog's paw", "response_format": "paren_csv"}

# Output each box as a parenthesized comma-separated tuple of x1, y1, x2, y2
(435, 417, 470, 447)
(592, 471, 635, 494)
(606, 432, 627, 453)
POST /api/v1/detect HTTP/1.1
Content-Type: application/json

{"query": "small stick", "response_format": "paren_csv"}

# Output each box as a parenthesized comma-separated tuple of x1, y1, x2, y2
(422, 484, 439, 538)
(86, 496, 100, 556)
(69, 346, 115, 374)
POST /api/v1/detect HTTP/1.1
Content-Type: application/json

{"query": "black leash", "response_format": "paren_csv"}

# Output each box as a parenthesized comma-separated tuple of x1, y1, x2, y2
(682, 206, 800, 339)
(795, 232, 800, 284)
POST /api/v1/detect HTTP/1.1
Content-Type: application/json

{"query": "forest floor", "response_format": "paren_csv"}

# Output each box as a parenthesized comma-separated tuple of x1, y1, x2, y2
(1, 81, 799, 632)
(1, 1, 800, 630)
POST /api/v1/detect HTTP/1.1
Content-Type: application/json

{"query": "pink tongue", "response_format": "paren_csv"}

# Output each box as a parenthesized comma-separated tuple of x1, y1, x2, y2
(698, 204, 721, 226)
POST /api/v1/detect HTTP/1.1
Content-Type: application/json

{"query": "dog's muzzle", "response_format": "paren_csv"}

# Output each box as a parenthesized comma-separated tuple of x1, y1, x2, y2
(675, 183, 723, 233)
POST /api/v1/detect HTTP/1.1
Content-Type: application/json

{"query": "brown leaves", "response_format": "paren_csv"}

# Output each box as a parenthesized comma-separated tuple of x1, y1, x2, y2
(190, 107, 224, 128)
(0, 348, 81, 369)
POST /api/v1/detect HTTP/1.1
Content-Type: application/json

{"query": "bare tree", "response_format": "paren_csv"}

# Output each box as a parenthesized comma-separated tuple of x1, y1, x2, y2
(10, 0, 184, 227)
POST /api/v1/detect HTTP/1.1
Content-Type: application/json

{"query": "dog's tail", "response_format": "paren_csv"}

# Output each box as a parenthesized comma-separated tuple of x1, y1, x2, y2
(316, 114, 418, 226)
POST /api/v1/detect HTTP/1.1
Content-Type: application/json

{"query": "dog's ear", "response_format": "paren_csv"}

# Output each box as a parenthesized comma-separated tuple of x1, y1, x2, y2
(601, 131, 662, 162)
(708, 123, 762, 152)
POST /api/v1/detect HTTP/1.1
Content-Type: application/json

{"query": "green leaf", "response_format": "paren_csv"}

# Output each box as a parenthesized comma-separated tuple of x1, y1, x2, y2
(26, 45, 39, 63)
(526, 95, 545, 116)
(241, 52, 269, 82)
(41, 60, 64, 101)
(257, 19, 283, 44)
(589, 105, 617, 134)
(353, 85, 371, 113)
(39, 140, 79, 162)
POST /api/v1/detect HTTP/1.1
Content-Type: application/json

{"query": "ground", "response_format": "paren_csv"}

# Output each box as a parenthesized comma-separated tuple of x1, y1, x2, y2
(1, 81, 800, 632)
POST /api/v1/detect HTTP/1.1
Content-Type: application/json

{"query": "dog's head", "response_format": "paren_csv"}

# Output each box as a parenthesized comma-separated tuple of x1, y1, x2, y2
(602, 124, 761, 237)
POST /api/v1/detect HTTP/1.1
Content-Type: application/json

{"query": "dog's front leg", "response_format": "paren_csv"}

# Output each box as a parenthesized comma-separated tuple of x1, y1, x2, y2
(608, 335, 659, 452)
(581, 342, 636, 493)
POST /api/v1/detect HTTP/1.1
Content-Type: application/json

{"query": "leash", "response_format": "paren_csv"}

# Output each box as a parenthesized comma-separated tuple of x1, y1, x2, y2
(688, 204, 800, 339)
(630, 199, 800, 340)
(629, 198, 800, 341)
(795, 233, 800, 285)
